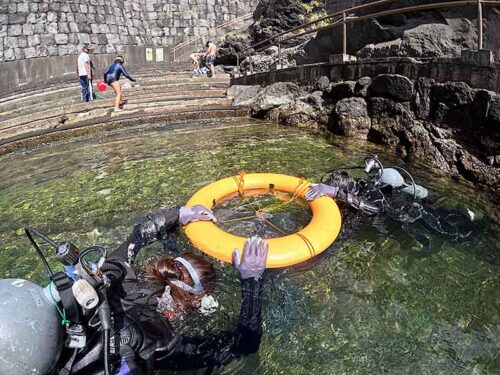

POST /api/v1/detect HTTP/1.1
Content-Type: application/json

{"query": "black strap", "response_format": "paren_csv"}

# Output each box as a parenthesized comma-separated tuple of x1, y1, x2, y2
(58, 348, 79, 375)
(52, 271, 80, 324)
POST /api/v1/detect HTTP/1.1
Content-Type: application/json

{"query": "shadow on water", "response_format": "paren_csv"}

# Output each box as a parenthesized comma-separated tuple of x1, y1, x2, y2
(0, 118, 498, 374)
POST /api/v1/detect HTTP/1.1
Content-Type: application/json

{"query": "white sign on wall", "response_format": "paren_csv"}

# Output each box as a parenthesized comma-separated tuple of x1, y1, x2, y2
(156, 48, 164, 62)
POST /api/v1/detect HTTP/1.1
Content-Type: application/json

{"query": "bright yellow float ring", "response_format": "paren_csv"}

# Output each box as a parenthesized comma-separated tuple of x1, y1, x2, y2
(184, 173, 342, 268)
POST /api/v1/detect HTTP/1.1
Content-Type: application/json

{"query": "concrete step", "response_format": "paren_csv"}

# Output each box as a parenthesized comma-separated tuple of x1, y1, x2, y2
(0, 97, 235, 140)
(0, 103, 248, 144)
(0, 107, 249, 155)
(0, 80, 230, 114)
(0, 89, 228, 122)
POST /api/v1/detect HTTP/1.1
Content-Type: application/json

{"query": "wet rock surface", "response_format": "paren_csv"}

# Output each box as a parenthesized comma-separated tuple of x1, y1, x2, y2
(231, 73, 500, 194)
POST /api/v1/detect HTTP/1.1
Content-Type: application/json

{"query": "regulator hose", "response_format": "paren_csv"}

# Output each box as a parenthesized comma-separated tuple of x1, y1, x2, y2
(98, 292, 112, 375)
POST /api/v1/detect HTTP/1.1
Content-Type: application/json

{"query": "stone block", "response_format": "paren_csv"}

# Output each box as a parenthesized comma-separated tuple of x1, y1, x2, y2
(0, 25, 6, 38)
(0, 13, 8, 25)
(18, 36, 27, 48)
(14, 47, 24, 60)
(58, 22, 69, 33)
(79, 23, 92, 34)
(107, 33, 120, 44)
(77, 33, 91, 44)
(60, 13, 67, 22)
(68, 44, 78, 55)
(28, 34, 41, 46)
(69, 22, 79, 33)
(49, 2, 61, 11)
(99, 24, 110, 33)
(91, 23, 100, 34)
(58, 45, 68, 55)
(46, 22, 58, 34)
(8, 24, 23, 36)
(47, 11, 57, 22)
(4, 48, 15, 61)
(80, 4, 88, 13)
(17, 2, 29, 13)
(87, 14, 96, 23)
(36, 45, 48, 57)
(40, 33, 55, 46)
(109, 25, 118, 33)
(24, 47, 37, 58)
(39, 3, 49, 12)
(8, 3, 17, 14)
(33, 22, 45, 34)
(4, 36, 19, 48)
(75, 13, 87, 23)
(68, 33, 78, 44)
(55, 33, 69, 45)
(8, 13, 26, 24)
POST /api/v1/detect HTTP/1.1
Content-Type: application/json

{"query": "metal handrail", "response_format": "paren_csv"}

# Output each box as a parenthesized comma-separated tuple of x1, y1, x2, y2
(237, 0, 500, 73)
(240, 0, 396, 54)
(172, 13, 253, 62)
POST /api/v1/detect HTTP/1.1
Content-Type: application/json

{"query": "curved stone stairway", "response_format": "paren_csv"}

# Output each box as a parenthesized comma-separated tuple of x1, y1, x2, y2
(0, 66, 246, 155)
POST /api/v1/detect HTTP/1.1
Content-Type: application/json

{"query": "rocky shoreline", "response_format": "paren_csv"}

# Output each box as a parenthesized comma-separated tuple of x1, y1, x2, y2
(229, 74, 500, 199)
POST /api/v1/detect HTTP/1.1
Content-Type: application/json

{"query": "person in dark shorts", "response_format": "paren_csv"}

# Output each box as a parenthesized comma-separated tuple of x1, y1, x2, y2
(205, 41, 217, 77)
(103, 56, 136, 112)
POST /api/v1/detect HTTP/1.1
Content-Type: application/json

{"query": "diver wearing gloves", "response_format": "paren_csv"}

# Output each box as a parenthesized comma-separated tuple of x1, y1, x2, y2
(305, 155, 483, 249)
(0, 204, 268, 375)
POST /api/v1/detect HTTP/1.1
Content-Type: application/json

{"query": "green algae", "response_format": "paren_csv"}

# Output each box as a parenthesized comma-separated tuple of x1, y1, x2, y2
(0, 118, 498, 374)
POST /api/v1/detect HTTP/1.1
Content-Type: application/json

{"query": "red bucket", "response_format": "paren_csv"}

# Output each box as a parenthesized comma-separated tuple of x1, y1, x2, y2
(97, 80, 107, 92)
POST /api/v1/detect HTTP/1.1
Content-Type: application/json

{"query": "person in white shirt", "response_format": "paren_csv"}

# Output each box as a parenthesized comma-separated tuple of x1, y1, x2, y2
(77, 44, 93, 102)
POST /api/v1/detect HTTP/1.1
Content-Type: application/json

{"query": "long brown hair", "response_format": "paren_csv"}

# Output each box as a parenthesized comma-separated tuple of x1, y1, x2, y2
(145, 252, 216, 313)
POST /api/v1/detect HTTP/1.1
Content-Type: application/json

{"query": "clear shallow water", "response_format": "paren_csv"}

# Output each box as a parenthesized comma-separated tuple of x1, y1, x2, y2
(0, 118, 498, 374)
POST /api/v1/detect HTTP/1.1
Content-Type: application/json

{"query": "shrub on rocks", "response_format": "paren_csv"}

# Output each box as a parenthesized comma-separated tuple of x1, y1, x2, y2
(368, 74, 414, 102)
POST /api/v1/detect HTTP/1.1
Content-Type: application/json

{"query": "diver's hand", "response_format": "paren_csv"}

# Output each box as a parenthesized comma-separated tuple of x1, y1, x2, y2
(305, 183, 339, 201)
(179, 204, 217, 225)
(232, 236, 268, 280)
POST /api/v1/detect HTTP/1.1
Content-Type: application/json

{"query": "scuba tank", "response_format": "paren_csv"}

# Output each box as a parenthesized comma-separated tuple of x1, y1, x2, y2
(0, 278, 63, 375)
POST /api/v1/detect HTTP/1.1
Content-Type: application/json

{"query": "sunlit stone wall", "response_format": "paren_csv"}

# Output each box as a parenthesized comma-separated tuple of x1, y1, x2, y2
(0, 0, 257, 62)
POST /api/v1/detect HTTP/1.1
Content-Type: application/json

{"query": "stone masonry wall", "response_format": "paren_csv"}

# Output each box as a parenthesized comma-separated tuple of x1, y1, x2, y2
(0, 0, 257, 63)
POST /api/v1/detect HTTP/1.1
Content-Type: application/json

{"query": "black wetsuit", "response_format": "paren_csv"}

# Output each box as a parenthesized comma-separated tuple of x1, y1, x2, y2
(103, 63, 135, 85)
(325, 171, 483, 249)
(57, 207, 264, 374)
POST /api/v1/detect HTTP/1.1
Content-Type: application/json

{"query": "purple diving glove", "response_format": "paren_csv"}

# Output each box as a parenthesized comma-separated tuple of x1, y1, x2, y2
(179, 204, 217, 225)
(232, 236, 269, 280)
(305, 183, 339, 201)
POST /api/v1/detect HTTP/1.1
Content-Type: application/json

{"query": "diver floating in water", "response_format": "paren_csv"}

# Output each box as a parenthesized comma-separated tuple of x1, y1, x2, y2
(0, 205, 268, 375)
(306, 155, 484, 250)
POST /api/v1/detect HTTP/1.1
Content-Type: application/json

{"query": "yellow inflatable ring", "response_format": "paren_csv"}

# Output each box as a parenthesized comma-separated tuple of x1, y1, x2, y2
(184, 173, 342, 268)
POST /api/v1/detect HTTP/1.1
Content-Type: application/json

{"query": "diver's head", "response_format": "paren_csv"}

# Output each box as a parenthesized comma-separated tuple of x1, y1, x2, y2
(114, 56, 124, 64)
(327, 170, 357, 193)
(146, 252, 216, 317)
